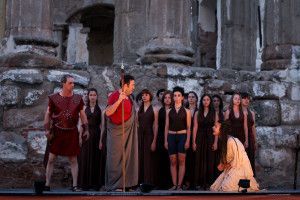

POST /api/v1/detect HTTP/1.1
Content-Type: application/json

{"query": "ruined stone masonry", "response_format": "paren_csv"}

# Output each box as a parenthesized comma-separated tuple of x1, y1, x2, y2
(0, 0, 299, 189)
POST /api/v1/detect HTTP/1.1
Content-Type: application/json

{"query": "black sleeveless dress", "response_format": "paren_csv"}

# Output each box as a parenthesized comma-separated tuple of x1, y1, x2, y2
(229, 108, 245, 143)
(138, 105, 157, 185)
(78, 105, 105, 190)
(156, 107, 172, 189)
(194, 110, 219, 189)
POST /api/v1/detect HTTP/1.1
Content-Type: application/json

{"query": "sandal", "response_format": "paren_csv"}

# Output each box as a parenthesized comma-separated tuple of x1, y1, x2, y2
(71, 186, 82, 192)
(168, 185, 177, 191)
(176, 185, 183, 191)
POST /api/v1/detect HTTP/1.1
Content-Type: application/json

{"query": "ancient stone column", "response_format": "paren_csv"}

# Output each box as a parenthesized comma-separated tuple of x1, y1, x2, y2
(261, 0, 300, 71)
(137, 0, 194, 66)
(113, 0, 148, 64)
(0, 0, 5, 40)
(6, 0, 57, 55)
(217, 0, 257, 71)
(66, 23, 89, 65)
(53, 24, 65, 60)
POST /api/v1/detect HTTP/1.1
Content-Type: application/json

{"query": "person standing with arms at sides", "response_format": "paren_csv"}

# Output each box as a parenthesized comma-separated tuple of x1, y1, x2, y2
(78, 88, 104, 191)
(44, 74, 89, 192)
(241, 92, 257, 176)
(164, 86, 191, 191)
(192, 94, 218, 190)
(212, 94, 224, 123)
(137, 89, 159, 186)
(157, 90, 173, 189)
(210, 120, 259, 192)
(184, 91, 198, 190)
(224, 92, 248, 149)
(105, 74, 138, 191)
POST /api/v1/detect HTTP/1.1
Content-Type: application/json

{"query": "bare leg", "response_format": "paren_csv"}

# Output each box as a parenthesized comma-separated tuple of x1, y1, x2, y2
(169, 155, 178, 187)
(177, 153, 186, 188)
(45, 153, 57, 186)
(68, 156, 78, 187)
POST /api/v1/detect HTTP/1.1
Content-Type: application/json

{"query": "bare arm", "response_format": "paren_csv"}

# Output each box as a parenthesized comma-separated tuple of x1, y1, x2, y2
(99, 110, 106, 150)
(151, 107, 159, 151)
(185, 108, 191, 149)
(44, 106, 51, 138)
(164, 109, 170, 150)
(243, 111, 249, 148)
(192, 111, 198, 151)
(224, 109, 230, 120)
(80, 108, 89, 140)
(213, 112, 219, 151)
(105, 91, 126, 116)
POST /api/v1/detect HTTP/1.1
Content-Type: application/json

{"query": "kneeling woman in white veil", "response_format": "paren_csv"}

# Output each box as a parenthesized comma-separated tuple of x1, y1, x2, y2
(210, 120, 259, 192)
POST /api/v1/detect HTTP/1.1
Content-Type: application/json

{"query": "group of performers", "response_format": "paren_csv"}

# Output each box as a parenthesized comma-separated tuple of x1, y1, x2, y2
(43, 74, 259, 192)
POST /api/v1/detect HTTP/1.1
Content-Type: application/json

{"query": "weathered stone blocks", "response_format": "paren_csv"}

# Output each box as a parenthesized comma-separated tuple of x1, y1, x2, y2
(0, 85, 21, 106)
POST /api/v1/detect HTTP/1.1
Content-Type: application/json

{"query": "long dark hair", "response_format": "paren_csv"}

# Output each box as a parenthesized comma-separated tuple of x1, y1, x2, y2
(229, 92, 243, 119)
(161, 90, 174, 107)
(212, 94, 224, 111)
(186, 91, 198, 109)
(87, 88, 99, 107)
(219, 120, 232, 165)
(198, 94, 214, 120)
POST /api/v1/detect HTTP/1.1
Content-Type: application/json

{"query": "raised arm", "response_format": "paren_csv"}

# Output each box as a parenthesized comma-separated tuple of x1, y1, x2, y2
(105, 91, 127, 116)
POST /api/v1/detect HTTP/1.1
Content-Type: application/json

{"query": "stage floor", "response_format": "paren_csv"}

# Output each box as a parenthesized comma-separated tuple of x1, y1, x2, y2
(0, 189, 299, 200)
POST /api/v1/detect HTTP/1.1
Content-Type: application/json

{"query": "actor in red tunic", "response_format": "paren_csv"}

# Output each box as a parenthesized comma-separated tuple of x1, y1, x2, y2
(44, 74, 89, 192)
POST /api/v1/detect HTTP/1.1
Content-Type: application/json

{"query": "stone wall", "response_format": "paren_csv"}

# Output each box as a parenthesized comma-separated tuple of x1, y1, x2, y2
(0, 62, 299, 189)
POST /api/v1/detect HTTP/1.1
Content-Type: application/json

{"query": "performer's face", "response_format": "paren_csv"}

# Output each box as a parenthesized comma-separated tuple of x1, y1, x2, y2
(241, 97, 250, 107)
(232, 94, 241, 106)
(63, 77, 75, 92)
(142, 93, 151, 103)
(188, 93, 197, 105)
(202, 95, 211, 107)
(213, 97, 220, 109)
(124, 80, 135, 95)
(164, 94, 172, 106)
(88, 91, 97, 104)
(158, 91, 164, 101)
(173, 92, 184, 104)
(212, 122, 221, 136)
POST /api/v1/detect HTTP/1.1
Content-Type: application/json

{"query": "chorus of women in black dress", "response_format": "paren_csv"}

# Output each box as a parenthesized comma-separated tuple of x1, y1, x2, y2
(76, 87, 257, 191)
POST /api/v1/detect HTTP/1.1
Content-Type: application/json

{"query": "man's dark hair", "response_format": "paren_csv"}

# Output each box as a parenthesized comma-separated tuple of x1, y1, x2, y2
(61, 74, 74, 84)
(120, 74, 135, 87)
(156, 89, 166, 97)
(172, 86, 185, 96)
(241, 92, 251, 99)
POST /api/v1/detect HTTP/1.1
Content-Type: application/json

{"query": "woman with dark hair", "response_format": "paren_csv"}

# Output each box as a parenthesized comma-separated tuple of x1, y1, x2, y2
(212, 94, 224, 122)
(164, 86, 191, 190)
(78, 88, 104, 190)
(156, 90, 173, 189)
(137, 89, 158, 185)
(184, 91, 198, 189)
(210, 120, 259, 192)
(193, 94, 219, 190)
(224, 93, 248, 149)
(241, 92, 257, 176)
